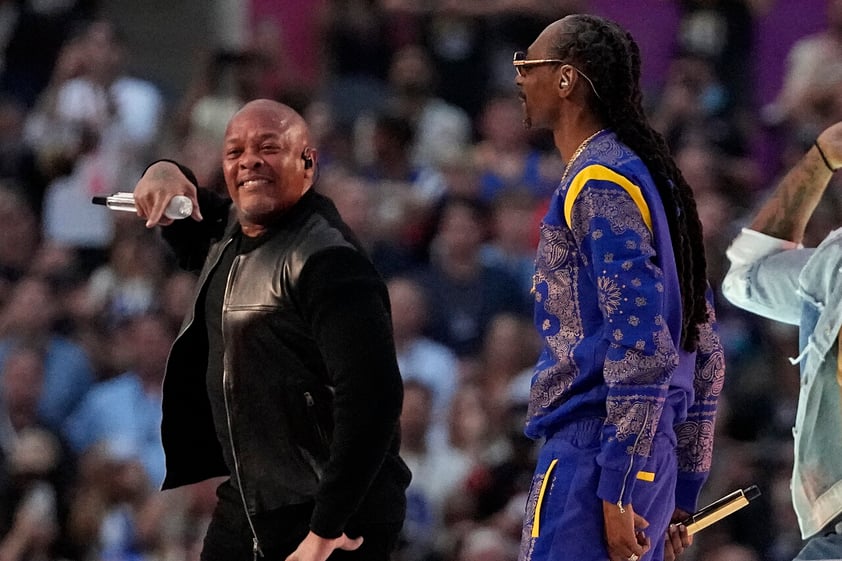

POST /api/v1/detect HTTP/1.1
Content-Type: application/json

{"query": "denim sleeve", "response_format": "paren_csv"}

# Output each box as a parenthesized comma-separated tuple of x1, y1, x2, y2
(722, 229, 811, 326)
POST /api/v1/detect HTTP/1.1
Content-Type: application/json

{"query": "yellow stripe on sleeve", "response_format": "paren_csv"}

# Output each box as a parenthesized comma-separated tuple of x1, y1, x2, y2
(563, 164, 653, 232)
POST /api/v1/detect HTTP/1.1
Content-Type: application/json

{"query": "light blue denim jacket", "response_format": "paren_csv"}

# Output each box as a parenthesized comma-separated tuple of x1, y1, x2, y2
(723, 227, 842, 538)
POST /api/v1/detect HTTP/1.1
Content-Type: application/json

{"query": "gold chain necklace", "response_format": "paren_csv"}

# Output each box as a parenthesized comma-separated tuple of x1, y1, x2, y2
(532, 128, 607, 297)
(560, 128, 606, 184)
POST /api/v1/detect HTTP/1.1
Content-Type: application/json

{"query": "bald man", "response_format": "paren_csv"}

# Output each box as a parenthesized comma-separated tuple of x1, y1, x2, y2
(133, 100, 410, 561)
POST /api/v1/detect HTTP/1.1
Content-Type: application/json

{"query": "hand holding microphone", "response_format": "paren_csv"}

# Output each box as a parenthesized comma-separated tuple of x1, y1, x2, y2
(665, 486, 761, 561)
(93, 160, 203, 227)
(681, 485, 761, 535)
(92, 192, 193, 220)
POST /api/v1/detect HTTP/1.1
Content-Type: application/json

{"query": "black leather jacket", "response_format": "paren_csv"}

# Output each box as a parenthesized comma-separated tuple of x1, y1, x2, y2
(159, 186, 409, 538)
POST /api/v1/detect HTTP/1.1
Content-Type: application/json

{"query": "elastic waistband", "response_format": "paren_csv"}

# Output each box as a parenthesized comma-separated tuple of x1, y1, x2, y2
(547, 417, 604, 446)
(548, 409, 678, 446)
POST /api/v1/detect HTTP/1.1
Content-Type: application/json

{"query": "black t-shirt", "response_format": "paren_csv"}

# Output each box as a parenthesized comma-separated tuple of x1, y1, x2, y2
(203, 228, 265, 483)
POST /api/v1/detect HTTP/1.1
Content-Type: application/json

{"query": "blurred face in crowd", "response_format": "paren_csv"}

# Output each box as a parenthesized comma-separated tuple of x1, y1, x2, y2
(447, 384, 489, 450)
(82, 20, 123, 83)
(112, 314, 175, 380)
(387, 277, 428, 341)
(132, 315, 175, 373)
(480, 97, 529, 149)
(389, 45, 434, 100)
(1, 347, 45, 429)
(326, 175, 372, 238)
(437, 200, 486, 260)
(1, 276, 57, 336)
(492, 198, 537, 253)
(0, 188, 39, 272)
(400, 381, 433, 450)
(222, 100, 316, 234)
(160, 271, 197, 328)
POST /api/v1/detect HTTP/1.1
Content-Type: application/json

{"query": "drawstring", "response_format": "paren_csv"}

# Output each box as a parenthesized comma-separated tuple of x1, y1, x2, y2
(789, 339, 817, 365)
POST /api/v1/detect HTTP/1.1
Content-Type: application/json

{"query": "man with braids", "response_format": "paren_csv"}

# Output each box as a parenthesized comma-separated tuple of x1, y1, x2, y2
(723, 122, 842, 560)
(513, 14, 725, 561)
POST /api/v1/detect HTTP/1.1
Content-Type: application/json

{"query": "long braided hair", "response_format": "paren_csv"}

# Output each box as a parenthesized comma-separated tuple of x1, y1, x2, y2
(552, 14, 708, 351)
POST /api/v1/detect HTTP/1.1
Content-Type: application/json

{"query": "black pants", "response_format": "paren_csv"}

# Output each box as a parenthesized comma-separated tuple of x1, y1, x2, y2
(200, 482, 402, 561)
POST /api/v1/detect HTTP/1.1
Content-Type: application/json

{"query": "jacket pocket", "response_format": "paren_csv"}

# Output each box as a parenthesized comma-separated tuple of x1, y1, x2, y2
(303, 390, 332, 455)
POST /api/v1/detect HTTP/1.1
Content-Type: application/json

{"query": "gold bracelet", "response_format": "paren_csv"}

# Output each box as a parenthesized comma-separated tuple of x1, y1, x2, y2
(814, 140, 838, 172)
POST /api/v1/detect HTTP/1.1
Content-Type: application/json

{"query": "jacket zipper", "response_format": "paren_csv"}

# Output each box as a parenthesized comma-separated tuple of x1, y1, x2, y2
(221, 254, 263, 559)
(617, 404, 651, 514)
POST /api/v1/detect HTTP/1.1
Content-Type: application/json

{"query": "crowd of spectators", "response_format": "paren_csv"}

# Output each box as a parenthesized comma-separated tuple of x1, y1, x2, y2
(0, 1, 841, 560)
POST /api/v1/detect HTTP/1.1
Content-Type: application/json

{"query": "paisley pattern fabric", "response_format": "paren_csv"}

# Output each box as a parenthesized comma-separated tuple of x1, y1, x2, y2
(525, 130, 725, 510)
(676, 299, 724, 474)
